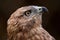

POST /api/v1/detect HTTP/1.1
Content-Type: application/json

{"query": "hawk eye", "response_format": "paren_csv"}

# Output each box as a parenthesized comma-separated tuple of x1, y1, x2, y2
(24, 10, 31, 16)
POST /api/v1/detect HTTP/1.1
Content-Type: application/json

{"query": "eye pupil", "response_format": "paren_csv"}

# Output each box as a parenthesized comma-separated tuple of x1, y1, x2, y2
(24, 10, 31, 16)
(26, 12, 30, 16)
(26, 12, 30, 14)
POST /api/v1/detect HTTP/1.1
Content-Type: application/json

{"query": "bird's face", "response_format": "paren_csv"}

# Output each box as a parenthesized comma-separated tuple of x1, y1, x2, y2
(8, 6, 48, 32)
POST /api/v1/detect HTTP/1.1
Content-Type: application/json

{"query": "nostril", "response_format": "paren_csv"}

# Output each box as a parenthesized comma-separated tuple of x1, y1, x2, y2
(39, 8, 41, 10)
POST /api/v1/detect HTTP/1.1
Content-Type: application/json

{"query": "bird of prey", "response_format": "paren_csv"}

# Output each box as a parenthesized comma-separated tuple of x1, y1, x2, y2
(7, 6, 55, 40)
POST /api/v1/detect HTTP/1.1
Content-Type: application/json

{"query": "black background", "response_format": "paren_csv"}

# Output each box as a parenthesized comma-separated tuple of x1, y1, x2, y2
(0, 0, 60, 40)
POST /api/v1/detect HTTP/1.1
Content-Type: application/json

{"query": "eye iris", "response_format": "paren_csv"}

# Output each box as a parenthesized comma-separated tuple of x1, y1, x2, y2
(25, 12, 30, 16)
(26, 12, 30, 15)
(24, 10, 31, 16)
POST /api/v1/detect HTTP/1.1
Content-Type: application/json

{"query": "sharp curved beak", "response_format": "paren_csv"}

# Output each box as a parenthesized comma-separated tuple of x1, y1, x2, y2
(42, 7, 48, 13)
(32, 6, 48, 13)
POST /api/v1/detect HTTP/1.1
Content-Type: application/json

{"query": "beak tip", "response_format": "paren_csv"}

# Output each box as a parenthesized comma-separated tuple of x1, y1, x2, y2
(42, 7, 48, 13)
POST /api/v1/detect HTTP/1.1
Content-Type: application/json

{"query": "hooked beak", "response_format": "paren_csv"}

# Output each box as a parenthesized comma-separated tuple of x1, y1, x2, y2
(41, 7, 48, 13)
(33, 6, 48, 13)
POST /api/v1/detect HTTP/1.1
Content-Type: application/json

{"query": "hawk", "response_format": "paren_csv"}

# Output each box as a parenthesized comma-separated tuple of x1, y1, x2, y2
(7, 6, 55, 40)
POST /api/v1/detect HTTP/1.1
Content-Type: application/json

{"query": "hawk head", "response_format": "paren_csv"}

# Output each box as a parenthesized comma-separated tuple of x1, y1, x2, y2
(7, 6, 48, 36)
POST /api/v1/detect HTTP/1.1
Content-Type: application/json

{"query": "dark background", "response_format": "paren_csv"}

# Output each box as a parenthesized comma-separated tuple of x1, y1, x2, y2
(0, 0, 60, 40)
